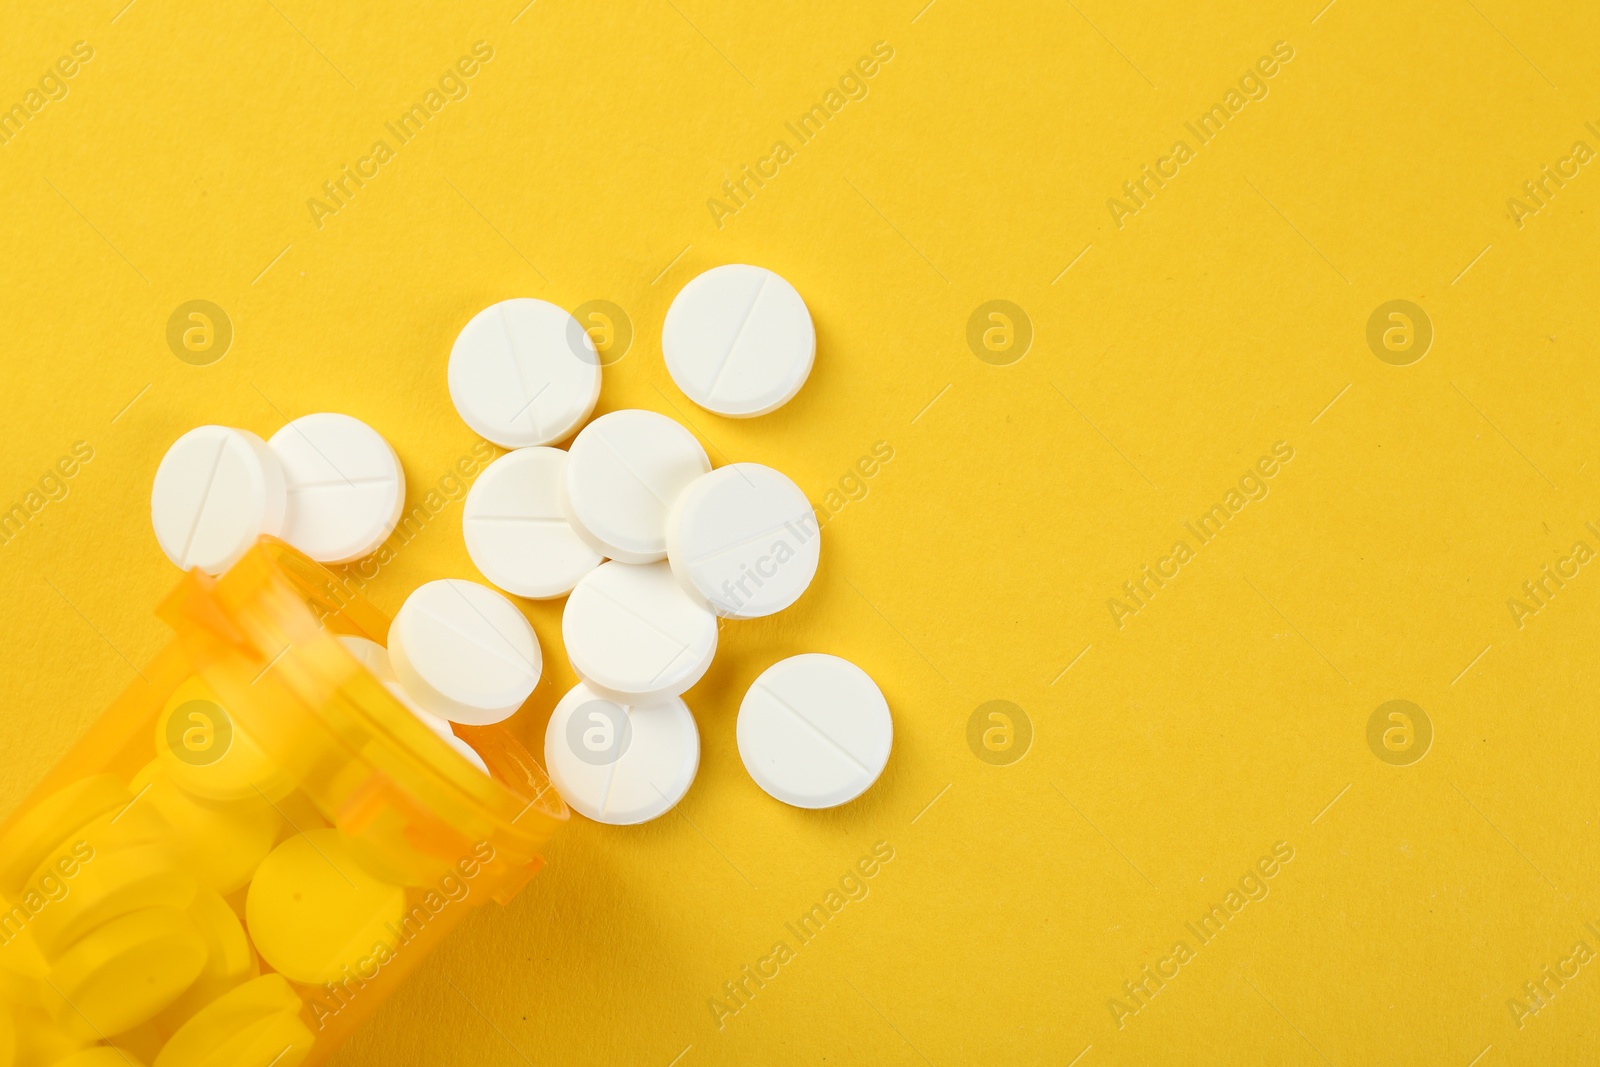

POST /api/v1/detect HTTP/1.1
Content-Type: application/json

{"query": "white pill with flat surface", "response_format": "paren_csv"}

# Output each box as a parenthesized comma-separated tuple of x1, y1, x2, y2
(338, 634, 394, 682)
(388, 579, 542, 726)
(544, 683, 699, 825)
(663, 264, 815, 418)
(152, 426, 288, 575)
(561, 410, 710, 564)
(386, 681, 490, 775)
(464, 447, 602, 599)
(738, 654, 892, 809)
(667, 463, 820, 619)
(269, 413, 405, 564)
(336, 635, 488, 774)
(449, 299, 602, 448)
(562, 561, 717, 703)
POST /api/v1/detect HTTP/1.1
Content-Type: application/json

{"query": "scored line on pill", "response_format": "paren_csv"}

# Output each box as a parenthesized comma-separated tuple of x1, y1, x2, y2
(594, 430, 678, 513)
(644, 643, 699, 688)
(466, 514, 570, 524)
(584, 584, 696, 663)
(496, 304, 549, 436)
(752, 683, 874, 776)
(682, 515, 815, 566)
(282, 420, 362, 490)
(177, 438, 229, 570)
(596, 752, 623, 817)
(414, 604, 537, 676)
(416, 601, 539, 679)
(505, 379, 552, 436)
(285, 474, 397, 490)
(443, 587, 543, 677)
(705, 273, 769, 397)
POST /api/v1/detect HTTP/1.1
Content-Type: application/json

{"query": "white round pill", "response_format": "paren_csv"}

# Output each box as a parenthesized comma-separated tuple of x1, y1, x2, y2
(561, 410, 710, 564)
(389, 682, 490, 775)
(268, 413, 405, 564)
(338, 633, 393, 681)
(663, 264, 815, 418)
(388, 579, 542, 726)
(464, 447, 602, 600)
(152, 426, 288, 575)
(448, 298, 602, 448)
(562, 561, 717, 703)
(738, 654, 892, 809)
(544, 683, 699, 825)
(666, 463, 820, 619)
(337, 635, 489, 773)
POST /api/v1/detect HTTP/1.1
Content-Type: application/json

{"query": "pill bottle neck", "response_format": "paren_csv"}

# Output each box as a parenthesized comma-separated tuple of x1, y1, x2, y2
(156, 537, 566, 904)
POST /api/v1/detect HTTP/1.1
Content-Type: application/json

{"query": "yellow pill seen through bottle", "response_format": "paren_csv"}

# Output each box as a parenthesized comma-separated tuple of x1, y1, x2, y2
(155, 679, 292, 804)
(56, 1048, 150, 1067)
(8, 1004, 86, 1065)
(128, 762, 280, 896)
(0, 903, 49, 996)
(0, 544, 567, 1064)
(62, 797, 167, 862)
(26, 842, 196, 958)
(0, 776, 126, 895)
(195, 1007, 314, 1067)
(44, 906, 207, 1041)
(246, 829, 404, 986)
(106, 1018, 166, 1064)
(152, 973, 301, 1067)
(153, 889, 258, 1033)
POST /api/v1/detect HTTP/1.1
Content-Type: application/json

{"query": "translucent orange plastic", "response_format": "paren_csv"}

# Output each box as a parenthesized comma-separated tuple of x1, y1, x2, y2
(0, 539, 566, 1067)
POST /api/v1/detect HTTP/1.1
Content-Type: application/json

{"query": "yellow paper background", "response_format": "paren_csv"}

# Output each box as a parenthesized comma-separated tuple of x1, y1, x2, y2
(2, 0, 1598, 1063)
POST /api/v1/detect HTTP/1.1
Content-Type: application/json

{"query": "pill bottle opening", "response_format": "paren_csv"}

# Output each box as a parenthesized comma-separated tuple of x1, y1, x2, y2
(155, 536, 568, 902)
(0, 537, 568, 1065)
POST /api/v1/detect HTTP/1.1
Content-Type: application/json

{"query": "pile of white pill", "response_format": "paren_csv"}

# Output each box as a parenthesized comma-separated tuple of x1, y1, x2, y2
(151, 414, 406, 575)
(150, 264, 893, 826)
